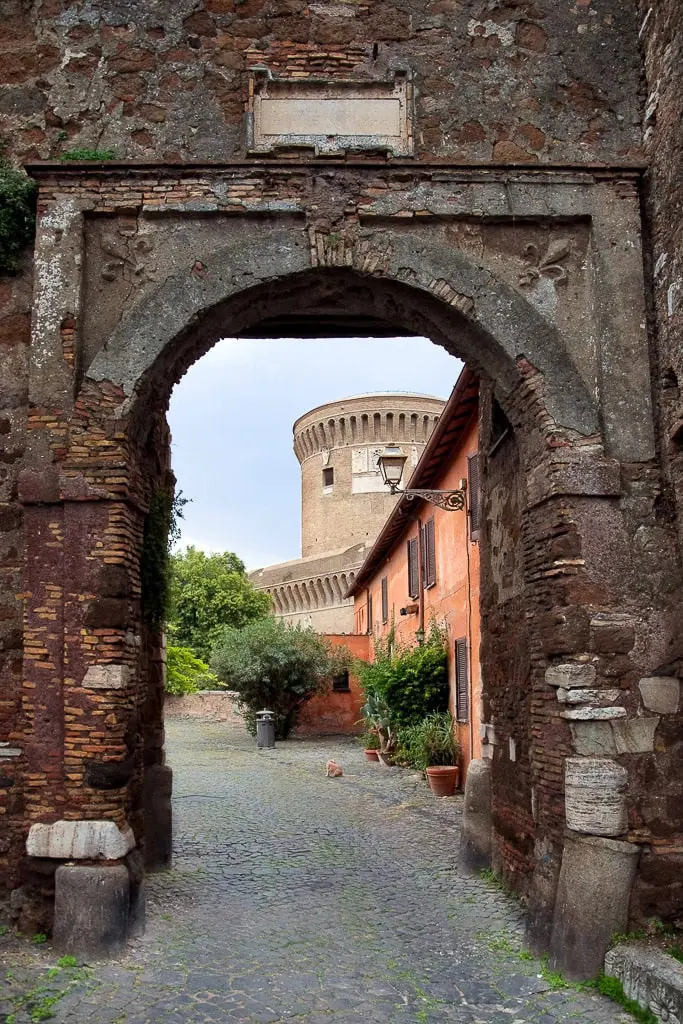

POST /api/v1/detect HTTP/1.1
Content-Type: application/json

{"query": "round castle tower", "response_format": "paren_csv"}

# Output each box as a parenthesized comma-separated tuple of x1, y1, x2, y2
(251, 393, 445, 634)
(294, 394, 446, 558)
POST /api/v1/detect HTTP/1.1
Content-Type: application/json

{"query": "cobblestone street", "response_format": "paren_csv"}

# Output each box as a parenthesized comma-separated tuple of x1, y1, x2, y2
(2, 719, 632, 1023)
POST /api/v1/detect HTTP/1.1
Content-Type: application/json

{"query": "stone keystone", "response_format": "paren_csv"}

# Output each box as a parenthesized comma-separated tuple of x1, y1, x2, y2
(545, 663, 596, 689)
(27, 820, 135, 859)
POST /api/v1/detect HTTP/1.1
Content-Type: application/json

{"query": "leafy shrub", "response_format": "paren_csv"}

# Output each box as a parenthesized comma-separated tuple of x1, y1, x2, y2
(396, 711, 460, 771)
(211, 617, 347, 738)
(166, 645, 218, 695)
(356, 621, 449, 730)
(0, 158, 37, 274)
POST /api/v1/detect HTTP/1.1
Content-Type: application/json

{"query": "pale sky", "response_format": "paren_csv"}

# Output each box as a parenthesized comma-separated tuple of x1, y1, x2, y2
(168, 336, 462, 570)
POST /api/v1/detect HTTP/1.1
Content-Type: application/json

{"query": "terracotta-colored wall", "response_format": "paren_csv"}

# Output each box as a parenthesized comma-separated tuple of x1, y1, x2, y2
(353, 413, 481, 781)
(294, 633, 369, 736)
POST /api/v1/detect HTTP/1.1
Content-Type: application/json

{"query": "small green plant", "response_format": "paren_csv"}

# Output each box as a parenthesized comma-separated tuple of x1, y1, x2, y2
(358, 728, 381, 750)
(32, 932, 47, 945)
(61, 148, 116, 161)
(479, 867, 506, 891)
(0, 154, 38, 274)
(595, 973, 658, 1023)
(0, 923, 8, 936)
(666, 944, 683, 964)
(396, 711, 459, 771)
(56, 955, 78, 969)
(537, 954, 570, 991)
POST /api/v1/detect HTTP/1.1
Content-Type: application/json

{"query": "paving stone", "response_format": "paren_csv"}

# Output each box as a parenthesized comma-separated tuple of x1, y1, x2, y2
(0, 719, 630, 1023)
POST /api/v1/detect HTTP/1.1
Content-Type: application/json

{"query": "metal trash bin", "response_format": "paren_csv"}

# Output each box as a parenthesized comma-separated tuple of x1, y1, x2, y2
(256, 709, 275, 749)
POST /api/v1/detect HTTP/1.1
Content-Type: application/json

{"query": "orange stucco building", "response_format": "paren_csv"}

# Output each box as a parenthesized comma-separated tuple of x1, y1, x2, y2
(347, 369, 481, 780)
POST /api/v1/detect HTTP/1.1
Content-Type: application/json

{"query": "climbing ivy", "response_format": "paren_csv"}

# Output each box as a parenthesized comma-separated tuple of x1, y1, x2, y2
(140, 489, 187, 629)
(0, 157, 37, 274)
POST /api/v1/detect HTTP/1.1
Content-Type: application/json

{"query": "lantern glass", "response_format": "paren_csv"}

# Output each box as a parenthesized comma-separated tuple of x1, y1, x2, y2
(378, 447, 407, 489)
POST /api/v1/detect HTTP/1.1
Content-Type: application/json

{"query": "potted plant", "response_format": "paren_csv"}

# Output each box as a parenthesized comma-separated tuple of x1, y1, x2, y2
(359, 729, 381, 762)
(358, 690, 398, 765)
(400, 712, 460, 796)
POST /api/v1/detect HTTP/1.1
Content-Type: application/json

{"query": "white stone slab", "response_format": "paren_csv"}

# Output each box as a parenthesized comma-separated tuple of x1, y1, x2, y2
(565, 757, 628, 836)
(561, 706, 627, 720)
(556, 688, 621, 704)
(27, 820, 135, 859)
(638, 676, 680, 714)
(0, 743, 22, 758)
(82, 664, 131, 690)
(260, 98, 401, 138)
(545, 663, 596, 689)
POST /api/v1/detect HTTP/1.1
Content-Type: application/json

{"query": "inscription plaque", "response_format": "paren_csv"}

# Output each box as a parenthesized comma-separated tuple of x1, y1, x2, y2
(249, 71, 413, 156)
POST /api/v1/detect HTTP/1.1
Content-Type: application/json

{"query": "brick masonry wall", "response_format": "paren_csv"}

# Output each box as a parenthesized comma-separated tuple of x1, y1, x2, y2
(635, 0, 683, 923)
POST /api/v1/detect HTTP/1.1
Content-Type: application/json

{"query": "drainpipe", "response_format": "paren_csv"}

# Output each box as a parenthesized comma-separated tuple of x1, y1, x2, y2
(416, 513, 425, 644)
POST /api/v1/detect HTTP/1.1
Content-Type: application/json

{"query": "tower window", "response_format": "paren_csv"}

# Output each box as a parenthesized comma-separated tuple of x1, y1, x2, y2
(323, 467, 334, 488)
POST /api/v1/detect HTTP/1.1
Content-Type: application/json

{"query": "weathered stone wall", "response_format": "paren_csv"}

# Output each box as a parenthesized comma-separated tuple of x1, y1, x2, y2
(1, 1, 643, 166)
(635, 0, 683, 924)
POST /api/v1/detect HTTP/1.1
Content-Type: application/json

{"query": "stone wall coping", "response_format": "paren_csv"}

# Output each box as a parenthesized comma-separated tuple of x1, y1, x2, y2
(605, 943, 683, 1023)
(24, 160, 647, 180)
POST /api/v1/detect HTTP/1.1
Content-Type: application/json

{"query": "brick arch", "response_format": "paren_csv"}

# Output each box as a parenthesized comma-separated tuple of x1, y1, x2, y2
(18, 213, 674, 977)
(85, 229, 599, 440)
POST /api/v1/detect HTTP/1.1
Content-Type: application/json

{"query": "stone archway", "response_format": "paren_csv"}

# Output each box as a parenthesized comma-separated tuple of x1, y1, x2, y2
(12, 164, 682, 973)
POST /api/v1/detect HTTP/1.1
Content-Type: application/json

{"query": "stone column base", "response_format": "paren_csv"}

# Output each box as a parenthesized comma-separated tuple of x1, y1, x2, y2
(458, 759, 492, 873)
(549, 831, 640, 980)
(143, 763, 173, 872)
(53, 864, 129, 958)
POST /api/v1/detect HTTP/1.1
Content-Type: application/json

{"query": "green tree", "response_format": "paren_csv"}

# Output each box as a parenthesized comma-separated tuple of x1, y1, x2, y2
(168, 546, 271, 662)
(166, 645, 218, 696)
(211, 618, 346, 738)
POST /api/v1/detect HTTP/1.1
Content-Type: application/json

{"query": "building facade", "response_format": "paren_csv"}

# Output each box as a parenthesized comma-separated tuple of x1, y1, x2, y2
(250, 393, 445, 633)
(348, 370, 482, 780)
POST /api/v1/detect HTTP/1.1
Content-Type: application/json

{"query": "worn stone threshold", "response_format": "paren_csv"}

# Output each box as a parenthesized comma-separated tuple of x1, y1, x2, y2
(605, 942, 683, 1021)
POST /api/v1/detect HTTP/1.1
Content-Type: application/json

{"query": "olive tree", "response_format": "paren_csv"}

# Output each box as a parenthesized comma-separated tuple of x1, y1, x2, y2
(211, 617, 346, 738)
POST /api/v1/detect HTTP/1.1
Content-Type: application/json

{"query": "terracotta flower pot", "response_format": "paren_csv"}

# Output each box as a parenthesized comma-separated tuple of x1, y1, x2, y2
(426, 765, 460, 797)
(364, 749, 380, 762)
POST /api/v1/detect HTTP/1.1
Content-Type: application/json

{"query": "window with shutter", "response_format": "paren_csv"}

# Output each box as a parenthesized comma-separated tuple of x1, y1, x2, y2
(424, 517, 436, 588)
(381, 576, 388, 623)
(455, 637, 469, 722)
(468, 453, 481, 536)
(367, 592, 373, 635)
(407, 537, 419, 599)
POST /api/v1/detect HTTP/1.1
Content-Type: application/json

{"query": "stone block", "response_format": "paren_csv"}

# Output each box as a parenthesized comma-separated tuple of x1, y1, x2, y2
(556, 688, 620, 704)
(564, 757, 628, 836)
(570, 721, 617, 757)
(545, 663, 596, 689)
(605, 944, 683, 1023)
(590, 613, 636, 655)
(82, 664, 131, 690)
(561, 706, 626, 720)
(53, 864, 129, 958)
(549, 833, 640, 980)
(611, 717, 659, 754)
(26, 820, 136, 859)
(638, 676, 680, 714)
(458, 759, 492, 873)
